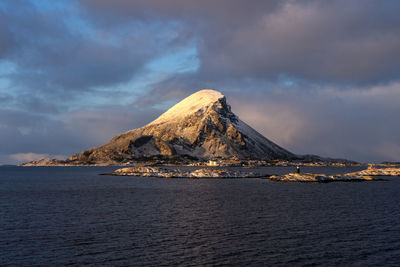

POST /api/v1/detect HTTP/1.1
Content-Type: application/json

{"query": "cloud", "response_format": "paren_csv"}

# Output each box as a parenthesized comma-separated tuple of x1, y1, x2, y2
(79, 0, 400, 86)
(1, 0, 400, 163)
(227, 82, 400, 162)
(78, 0, 280, 23)
(0, 11, 15, 58)
(0, 0, 186, 99)
(197, 0, 400, 85)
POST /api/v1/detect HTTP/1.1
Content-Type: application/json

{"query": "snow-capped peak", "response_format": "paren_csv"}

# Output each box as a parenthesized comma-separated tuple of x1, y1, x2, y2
(149, 89, 225, 125)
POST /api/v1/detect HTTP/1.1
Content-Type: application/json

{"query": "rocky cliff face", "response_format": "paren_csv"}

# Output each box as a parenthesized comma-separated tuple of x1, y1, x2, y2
(66, 89, 294, 164)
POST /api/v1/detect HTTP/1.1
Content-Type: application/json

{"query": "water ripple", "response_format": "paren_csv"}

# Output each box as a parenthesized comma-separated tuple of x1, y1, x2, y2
(1, 166, 400, 266)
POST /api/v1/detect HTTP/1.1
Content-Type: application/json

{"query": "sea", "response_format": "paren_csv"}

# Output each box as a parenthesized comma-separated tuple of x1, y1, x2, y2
(1, 165, 400, 266)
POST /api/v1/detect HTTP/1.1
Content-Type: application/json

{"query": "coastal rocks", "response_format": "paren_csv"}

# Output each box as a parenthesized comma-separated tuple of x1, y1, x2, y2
(113, 167, 262, 178)
(347, 167, 400, 176)
(19, 158, 66, 166)
(114, 167, 175, 177)
(111, 167, 389, 182)
(270, 173, 376, 183)
(19, 158, 120, 166)
(269, 167, 399, 183)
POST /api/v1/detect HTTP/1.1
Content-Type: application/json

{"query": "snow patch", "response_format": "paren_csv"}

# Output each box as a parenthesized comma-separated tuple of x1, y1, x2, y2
(149, 89, 224, 125)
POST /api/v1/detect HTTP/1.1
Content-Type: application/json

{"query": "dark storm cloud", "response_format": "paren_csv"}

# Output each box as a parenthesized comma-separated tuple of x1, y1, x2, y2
(0, 10, 15, 58)
(0, 0, 166, 95)
(79, 0, 400, 86)
(18, 94, 62, 114)
(78, 0, 281, 22)
(3, 0, 399, 96)
(206, 0, 400, 85)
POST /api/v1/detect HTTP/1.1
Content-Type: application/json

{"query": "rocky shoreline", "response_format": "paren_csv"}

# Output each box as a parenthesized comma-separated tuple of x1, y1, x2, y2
(269, 173, 378, 183)
(110, 167, 263, 178)
(346, 168, 400, 176)
(109, 167, 399, 182)
(269, 167, 400, 183)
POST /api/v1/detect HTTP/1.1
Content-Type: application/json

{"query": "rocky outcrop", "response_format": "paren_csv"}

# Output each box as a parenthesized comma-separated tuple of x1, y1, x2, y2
(111, 167, 384, 182)
(346, 167, 400, 176)
(18, 157, 118, 166)
(270, 173, 378, 183)
(19, 158, 66, 166)
(112, 167, 262, 178)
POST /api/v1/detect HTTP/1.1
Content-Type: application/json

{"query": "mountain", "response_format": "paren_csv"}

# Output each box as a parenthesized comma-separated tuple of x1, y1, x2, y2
(22, 89, 302, 166)
(67, 89, 295, 164)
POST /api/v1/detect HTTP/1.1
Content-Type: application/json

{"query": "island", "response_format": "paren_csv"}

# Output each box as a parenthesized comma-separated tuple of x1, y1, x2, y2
(347, 167, 400, 176)
(110, 167, 263, 178)
(108, 166, 400, 182)
(269, 173, 377, 183)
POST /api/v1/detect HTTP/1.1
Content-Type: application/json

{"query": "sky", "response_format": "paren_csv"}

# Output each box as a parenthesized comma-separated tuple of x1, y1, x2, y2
(1, 0, 400, 164)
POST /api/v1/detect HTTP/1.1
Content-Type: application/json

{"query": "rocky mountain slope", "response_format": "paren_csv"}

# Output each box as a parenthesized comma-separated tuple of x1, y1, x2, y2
(62, 89, 294, 164)
(20, 89, 361, 166)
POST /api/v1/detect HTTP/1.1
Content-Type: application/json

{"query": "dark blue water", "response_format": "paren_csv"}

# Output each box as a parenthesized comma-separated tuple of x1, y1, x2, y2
(1, 166, 400, 266)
